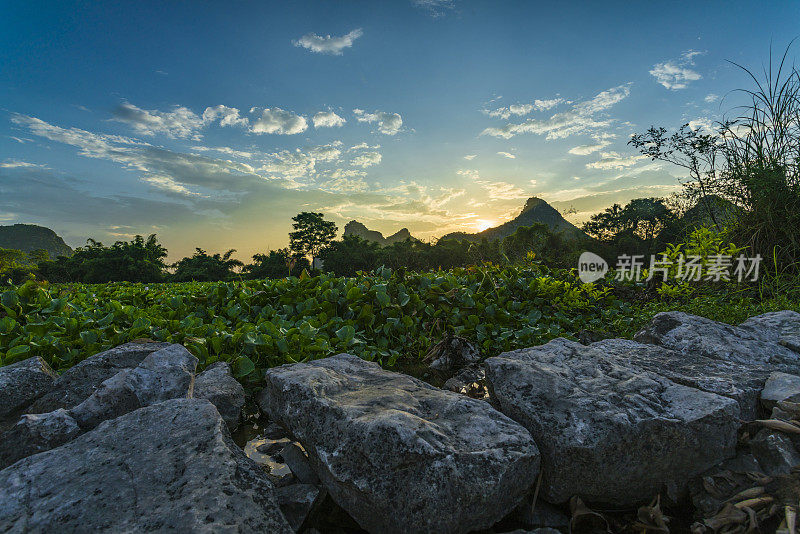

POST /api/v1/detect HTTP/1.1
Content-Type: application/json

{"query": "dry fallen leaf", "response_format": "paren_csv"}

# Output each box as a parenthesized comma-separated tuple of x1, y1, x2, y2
(755, 419, 800, 434)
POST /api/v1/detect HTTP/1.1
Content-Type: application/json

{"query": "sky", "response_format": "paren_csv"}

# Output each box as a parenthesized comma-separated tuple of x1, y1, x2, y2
(1, 1, 799, 261)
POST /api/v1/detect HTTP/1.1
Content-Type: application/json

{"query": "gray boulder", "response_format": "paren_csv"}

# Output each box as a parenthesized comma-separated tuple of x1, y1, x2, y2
(0, 398, 292, 533)
(194, 361, 245, 431)
(591, 338, 769, 420)
(0, 409, 80, 469)
(739, 310, 800, 340)
(0, 356, 57, 424)
(485, 338, 740, 507)
(281, 442, 319, 485)
(634, 311, 800, 372)
(27, 340, 172, 413)
(68, 344, 197, 430)
(750, 429, 800, 476)
(259, 353, 540, 534)
(760, 371, 800, 410)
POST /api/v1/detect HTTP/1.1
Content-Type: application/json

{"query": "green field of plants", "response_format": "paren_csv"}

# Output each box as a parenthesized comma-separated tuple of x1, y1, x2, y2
(3, 261, 800, 386)
(0, 264, 632, 379)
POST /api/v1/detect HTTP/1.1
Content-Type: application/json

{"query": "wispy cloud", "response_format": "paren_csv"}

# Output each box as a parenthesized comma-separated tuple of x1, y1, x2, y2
(353, 109, 403, 135)
(585, 151, 646, 170)
(293, 28, 363, 55)
(485, 98, 565, 120)
(202, 105, 248, 128)
(650, 50, 703, 90)
(111, 102, 204, 139)
(0, 160, 48, 169)
(412, 0, 455, 17)
(464, 154, 476, 160)
(351, 151, 382, 168)
(481, 84, 630, 140)
(497, 151, 516, 159)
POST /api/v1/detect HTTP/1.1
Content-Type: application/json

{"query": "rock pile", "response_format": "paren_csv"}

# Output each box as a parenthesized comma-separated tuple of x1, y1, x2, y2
(0, 310, 799, 533)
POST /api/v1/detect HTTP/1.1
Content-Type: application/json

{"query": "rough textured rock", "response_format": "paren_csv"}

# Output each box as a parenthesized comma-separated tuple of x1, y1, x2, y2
(27, 340, 172, 413)
(68, 344, 197, 430)
(634, 311, 800, 372)
(0, 398, 292, 533)
(739, 310, 800, 341)
(485, 338, 740, 506)
(259, 353, 540, 534)
(782, 334, 800, 353)
(591, 338, 769, 420)
(0, 409, 80, 469)
(275, 483, 324, 531)
(0, 356, 57, 423)
(750, 429, 800, 476)
(194, 361, 245, 431)
(760, 372, 800, 410)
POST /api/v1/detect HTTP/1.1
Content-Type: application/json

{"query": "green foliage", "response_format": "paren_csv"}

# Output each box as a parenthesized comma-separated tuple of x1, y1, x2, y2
(38, 235, 168, 283)
(171, 249, 243, 282)
(289, 212, 338, 265)
(243, 249, 310, 279)
(0, 265, 627, 381)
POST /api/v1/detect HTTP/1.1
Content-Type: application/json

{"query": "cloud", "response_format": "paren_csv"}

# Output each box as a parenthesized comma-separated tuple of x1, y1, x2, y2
(585, 151, 647, 170)
(497, 151, 516, 159)
(481, 84, 630, 140)
(250, 107, 308, 135)
(704, 93, 719, 103)
(191, 145, 254, 159)
(485, 98, 566, 119)
(650, 50, 703, 90)
(0, 160, 48, 169)
(412, 0, 455, 17)
(568, 143, 607, 155)
(353, 109, 403, 135)
(456, 169, 527, 200)
(351, 151, 382, 168)
(293, 28, 363, 55)
(464, 154, 476, 160)
(111, 102, 204, 139)
(313, 111, 346, 128)
(202, 105, 248, 128)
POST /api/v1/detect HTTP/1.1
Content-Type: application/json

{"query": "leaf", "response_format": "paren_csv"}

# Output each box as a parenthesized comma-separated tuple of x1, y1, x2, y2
(233, 356, 255, 377)
(336, 325, 355, 342)
(5, 344, 31, 360)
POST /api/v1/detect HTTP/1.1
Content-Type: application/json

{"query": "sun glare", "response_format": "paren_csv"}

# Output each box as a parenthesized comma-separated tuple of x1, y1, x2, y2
(475, 219, 496, 232)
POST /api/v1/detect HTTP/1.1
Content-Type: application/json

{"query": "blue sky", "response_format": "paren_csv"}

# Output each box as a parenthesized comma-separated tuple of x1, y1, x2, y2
(2, 1, 798, 260)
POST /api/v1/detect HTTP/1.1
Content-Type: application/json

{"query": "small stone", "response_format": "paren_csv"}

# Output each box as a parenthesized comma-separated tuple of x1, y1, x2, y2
(193, 361, 245, 431)
(257, 439, 289, 455)
(424, 334, 481, 372)
(282, 443, 319, 485)
(750, 429, 800, 476)
(263, 421, 289, 440)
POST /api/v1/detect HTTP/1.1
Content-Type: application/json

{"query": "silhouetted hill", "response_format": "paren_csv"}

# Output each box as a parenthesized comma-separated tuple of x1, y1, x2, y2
(0, 224, 73, 259)
(680, 195, 739, 232)
(440, 197, 586, 242)
(343, 221, 417, 246)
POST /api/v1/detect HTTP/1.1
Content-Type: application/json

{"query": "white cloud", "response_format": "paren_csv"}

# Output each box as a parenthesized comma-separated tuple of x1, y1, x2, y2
(585, 151, 647, 170)
(202, 105, 248, 128)
(464, 154, 476, 160)
(456, 169, 527, 200)
(293, 28, 363, 55)
(482, 85, 630, 140)
(0, 160, 48, 169)
(650, 50, 703, 90)
(497, 151, 516, 159)
(348, 142, 380, 151)
(313, 111, 346, 128)
(191, 145, 254, 159)
(111, 102, 204, 139)
(704, 93, 719, 103)
(351, 151, 382, 168)
(688, 117, 714, 134)
(568, 143, 607, 155)
(486, 98, 565, 119)
(250, 107, 308, 135)
(353, 109, 403, 135)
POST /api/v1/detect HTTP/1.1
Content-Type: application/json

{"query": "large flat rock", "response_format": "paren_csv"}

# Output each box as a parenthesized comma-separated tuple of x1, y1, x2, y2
(0, 398, 292, 533)
(591, 338, 769, 420)
(27, 340, 172, 414)
(485, 338, 740, 507)
(0, 356, 57, 424)
(739, 310, 800, 342)
(634, 311, 800, 372)
(259, 353, 540, 534)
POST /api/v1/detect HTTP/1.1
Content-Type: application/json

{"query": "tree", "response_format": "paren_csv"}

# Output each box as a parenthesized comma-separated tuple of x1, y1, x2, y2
(288, 212, 337, 267)
(318, 235, 380, 276)
(244, 249, 309, 279)
(171, 249, 243, 281)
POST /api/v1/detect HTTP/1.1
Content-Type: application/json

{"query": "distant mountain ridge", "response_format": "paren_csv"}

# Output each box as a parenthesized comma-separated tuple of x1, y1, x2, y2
(440, 197, 586, 242)
(0, 224, 73, 259)
(343, 221, 417, 246)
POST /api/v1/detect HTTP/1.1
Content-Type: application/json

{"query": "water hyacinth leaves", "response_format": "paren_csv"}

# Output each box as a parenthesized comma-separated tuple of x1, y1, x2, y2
(0, 265, 620, 379)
